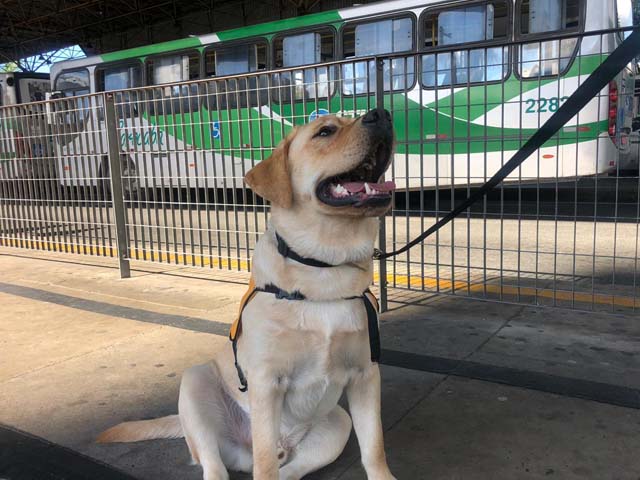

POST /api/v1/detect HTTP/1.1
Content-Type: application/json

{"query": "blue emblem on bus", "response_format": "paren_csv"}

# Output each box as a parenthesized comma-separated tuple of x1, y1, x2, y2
(211, 121, 221, 139)
(308, 109, 329, 122)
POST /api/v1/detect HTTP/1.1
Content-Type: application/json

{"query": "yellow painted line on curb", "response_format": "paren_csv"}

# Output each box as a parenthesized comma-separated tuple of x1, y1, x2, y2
(0, 238, 247, 270)
(379, 272, 638, 309)
(1, 238, 637, 309)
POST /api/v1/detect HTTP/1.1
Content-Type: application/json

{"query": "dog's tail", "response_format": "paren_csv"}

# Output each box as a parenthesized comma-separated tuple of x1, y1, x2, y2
(96, 414, 183, 443)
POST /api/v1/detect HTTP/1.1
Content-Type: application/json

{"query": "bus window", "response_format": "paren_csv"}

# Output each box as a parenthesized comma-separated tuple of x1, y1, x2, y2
(421, 2, 509, 87)
(148, 53, 200, 83)
(519, 0, 580, 33)
(97, 64, 142, 91)
(96, 64, 142, 118)
(203, 42, 268, 110)
(518, 0, 581, 78)
(616, 0, 633, 39)
(146, 53, 200, 114)
(18, 78, 50, 103)
(273, 30, 335, 101)
(55, 70, 90, 97)
(342, 17, 414, 95)
(205, 43, 266, 76)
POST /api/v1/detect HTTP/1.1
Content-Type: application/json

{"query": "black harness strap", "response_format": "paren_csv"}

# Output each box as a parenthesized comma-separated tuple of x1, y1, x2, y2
(230, 235, 381, 391)
(258, 283, 306, 301)
(276, 232, 335, 268)
(346, 290, 381, 362)
(364, 291, 381, 362)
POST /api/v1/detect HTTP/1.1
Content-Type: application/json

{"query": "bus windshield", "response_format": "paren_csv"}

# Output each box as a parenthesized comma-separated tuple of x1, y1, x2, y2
(55, 70, 90, 97)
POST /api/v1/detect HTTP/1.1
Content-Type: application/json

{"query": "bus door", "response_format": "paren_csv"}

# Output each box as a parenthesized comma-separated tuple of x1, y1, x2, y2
(145, 53, 200, 189)
(204, 42, 268, 188)
(96, 62, 145, 193)
(51, 69, 94, 187)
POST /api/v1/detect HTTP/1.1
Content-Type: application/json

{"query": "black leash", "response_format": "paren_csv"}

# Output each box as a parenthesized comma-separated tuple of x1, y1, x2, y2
(374, 29, 640, 261)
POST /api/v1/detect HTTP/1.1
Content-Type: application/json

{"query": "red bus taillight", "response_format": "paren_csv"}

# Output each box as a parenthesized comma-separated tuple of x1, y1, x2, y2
(608, 81, 618, 141)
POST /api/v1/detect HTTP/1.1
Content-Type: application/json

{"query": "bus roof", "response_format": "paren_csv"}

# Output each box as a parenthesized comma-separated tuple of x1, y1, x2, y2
(50, 0, 437, 76)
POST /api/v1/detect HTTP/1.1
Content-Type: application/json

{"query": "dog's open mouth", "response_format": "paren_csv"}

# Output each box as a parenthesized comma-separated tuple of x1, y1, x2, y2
(316, 142, 395, 208)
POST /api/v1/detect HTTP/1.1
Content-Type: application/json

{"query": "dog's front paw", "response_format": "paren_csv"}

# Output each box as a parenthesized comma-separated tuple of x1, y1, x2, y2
(202, 466, 230, 480)
(366, 467, 397, 480)
(370, 474, 396, 480)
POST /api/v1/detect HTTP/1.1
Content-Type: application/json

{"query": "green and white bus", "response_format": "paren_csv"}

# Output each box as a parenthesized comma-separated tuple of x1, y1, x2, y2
(0, 73, 51, 180)
(49, 0, 636, 193)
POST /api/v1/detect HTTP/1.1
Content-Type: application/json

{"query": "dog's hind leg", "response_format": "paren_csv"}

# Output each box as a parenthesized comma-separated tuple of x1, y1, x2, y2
(179, 363, 253, 480)
(278, 406, 352, 480)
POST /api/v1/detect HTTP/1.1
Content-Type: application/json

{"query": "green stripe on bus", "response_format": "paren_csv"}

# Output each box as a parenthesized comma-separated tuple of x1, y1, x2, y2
(101, 37, 203, 63)
(99, 10, 341, 62)
(216, 10, 342, 41)
(140, 101, 606, 159)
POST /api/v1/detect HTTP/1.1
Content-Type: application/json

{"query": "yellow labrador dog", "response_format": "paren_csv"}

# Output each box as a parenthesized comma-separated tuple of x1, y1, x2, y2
(98, 109, 397, 480)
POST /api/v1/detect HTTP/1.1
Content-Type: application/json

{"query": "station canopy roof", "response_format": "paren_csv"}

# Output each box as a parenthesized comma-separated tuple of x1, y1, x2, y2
(0, 0, 366, 67)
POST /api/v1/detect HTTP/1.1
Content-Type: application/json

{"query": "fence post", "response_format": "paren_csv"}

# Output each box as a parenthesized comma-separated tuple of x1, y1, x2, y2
(104, 93, 131, 279)
(375, 57, 388, 312)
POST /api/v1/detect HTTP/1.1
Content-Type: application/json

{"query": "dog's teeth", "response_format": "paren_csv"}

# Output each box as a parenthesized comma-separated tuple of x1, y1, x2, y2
(331, 184, 348, 197)
(364, 183, 372, 195)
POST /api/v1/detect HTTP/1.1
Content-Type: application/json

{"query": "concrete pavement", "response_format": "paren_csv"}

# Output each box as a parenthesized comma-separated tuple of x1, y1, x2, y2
(1, 248, 640, 479)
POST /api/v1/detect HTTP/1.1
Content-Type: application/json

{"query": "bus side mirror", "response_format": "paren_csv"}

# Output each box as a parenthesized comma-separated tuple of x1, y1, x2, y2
(46, 91, 63, 101)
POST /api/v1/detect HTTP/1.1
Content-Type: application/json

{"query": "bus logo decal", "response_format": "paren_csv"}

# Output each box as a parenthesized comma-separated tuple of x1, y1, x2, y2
(309, 109, 329, 122)
(211, 121, 221, 139)
(119, 120, 165, 148)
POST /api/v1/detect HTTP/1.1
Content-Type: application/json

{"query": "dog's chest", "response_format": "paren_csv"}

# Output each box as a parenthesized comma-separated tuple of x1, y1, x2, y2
(285, 374, 346, 420)
(242, 294, 374, 420)
(280, 301, 371, 420)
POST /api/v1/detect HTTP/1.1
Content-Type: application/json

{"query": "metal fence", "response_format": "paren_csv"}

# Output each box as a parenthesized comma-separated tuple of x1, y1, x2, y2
(0, 27, 638, 314)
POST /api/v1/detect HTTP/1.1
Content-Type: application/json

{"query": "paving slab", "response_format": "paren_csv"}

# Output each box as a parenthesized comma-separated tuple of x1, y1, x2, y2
(380, 298, 524, 360)
(0, 249, 247, 320)
(382, 293, 640, 392)
(0, 291, 153, 382)
(337, 376, 640, 480)
(470, 305, 640, 389)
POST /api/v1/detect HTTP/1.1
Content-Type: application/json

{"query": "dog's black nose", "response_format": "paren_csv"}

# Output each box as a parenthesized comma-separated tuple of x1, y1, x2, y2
(362, 108, 391, 125)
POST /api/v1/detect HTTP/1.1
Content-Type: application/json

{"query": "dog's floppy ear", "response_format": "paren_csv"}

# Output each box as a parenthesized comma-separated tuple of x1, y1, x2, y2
(245, 136, 293, 209)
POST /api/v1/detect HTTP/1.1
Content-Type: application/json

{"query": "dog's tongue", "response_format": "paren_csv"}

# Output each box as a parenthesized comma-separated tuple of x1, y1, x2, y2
(343, 181, 396, 194)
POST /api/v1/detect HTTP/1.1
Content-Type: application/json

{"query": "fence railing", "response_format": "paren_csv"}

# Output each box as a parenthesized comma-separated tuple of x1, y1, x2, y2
(0, 27, 638, 313)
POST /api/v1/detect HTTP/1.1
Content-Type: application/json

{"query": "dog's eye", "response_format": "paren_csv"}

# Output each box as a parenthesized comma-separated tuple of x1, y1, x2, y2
(316, 125, 337, 138)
